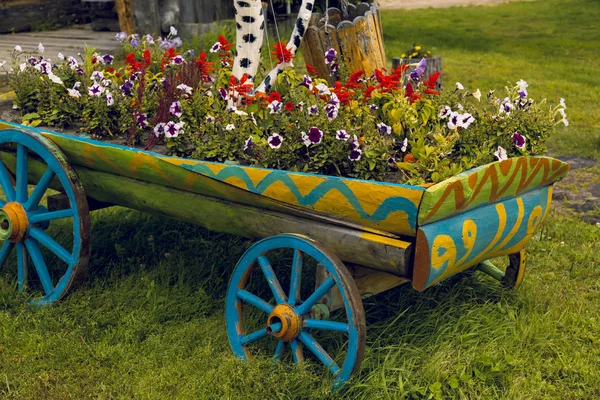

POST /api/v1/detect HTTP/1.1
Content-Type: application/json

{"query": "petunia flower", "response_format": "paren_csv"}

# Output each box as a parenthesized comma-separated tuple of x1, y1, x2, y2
(512, 132, 526, 149)
(177, 83, 192, 95)
(301, 132, 311, 146)
(349, 148, 362, 161)
(315, 83, 331, 96)
(324, 48, 337, 65)
(19, 63, 27, 72)
(171, 37, 182, 48)
(387, 156, 396, 166)
(136, 113, 148, 128)
(494, 146, 508, 161)
(144, 34, 155, 44)
(115, 32, 127, 42)
(219, 88, 228, 100)
(88, 84, 104, 96)
(38, 43, 44, 53)
(206, 115, 215, 123)
(154, 122, 166, 137)
(67, 88, 81, 98)
(131, 39, 139, 47)
(299, 75, 313, 90)
(68, 56, 78, 69)
(370, 104, 378, 112)
(171, 55, 184, 65)
(330, 63, 339, 76)
(559, 98, 566, 109)
(516, 79, 528, 98)
(76, 67, 84, 76)
(472, 89, 481, 101)
(91, 71, 104, 81)
(456, 82, 464, 90)
(499, 97, 515, 115)
(105, 91, 114, 106)
(325, 103, 338, 121)
(377, 122, 392, 135)
(225, 124, 235, 131)
(439, 106, 451, 119)
(158, 38, 170, 50)
(308, 105, 319, 115)
(170, 26, 177, 36)
(447, 112, 460, 129)
(47, 73, 63, 85)
(401, 137, 408, 152)
(350, 134, 359, 149)
(57, 53, 64, 61)
(170, 101, 182, 117)
(268, 133, 283, 149)
(285, 101, 294, 111)
(268, 100, 282, 114)
(165, 121, 184, 137)
(458, 113, 475, 129)
(410, 58, 426, 79)
(120, 81, 133, 96)
(307, 127, 323, 144)
(336, 130, 349, 141)
(14, 45, 22, 52)
(102, 54, 114, 65)
(210, 41, 221, 53)
(244, 137, 253, 151)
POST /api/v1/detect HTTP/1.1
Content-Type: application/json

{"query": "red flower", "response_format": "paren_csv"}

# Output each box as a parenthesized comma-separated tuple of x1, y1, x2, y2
(331, 81, 354, 105)
(125, 53, 141, 71)
(423, 71, 441, 95)
(106, 67, 115, 73)
(195, 52, 214, 81)
(285, 101, 294, 111)
(346, 70, 365, 89)
(268, 91, 281, 103)
(271, 41, 294, 64)
(374, 69, 401, 92)
(229, 74, 254, 101)
(306, 63, 319, 76)
(91, 57, 97, 64)
(363, 85, 376, 101)
(143, 49, 151, 67)
(160, 48, 181, 70)
(405, 83, 422, 103)
(217, 35, 233, 52)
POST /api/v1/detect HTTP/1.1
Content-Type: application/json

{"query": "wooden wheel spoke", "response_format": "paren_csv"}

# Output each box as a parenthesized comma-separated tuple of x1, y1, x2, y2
(298, 331, 341, 375)
(273, 340, 285, 361)
(24, 238, 54, 295)
(0, 161, 16, 202)
(288, 250, 302, 306)
(0, 240, 14, 266)
(24, 168, 56, 211)
(303, 319, 349, 334)
(16, 144, 28, 203)
(240, 327, 271, 346)
(290, 339, 304, 366)
(236, 289, 274, 314)
(257, 255, 287, 304)
(296, 276, 335, 316)
(28, 227, 73, 265)
(15, 242, 26, 292)
(29, 208, 74, 224)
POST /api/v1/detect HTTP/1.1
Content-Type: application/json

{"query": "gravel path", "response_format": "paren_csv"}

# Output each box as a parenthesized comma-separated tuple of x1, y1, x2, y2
(377, 0, 528, 9)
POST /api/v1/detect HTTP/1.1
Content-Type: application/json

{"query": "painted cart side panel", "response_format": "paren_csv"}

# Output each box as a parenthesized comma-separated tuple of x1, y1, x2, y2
(0, 121, 425, 236)
(0, 150, 413, 275)
(417, 157, 569, 226)
(412, 185, 553, 291)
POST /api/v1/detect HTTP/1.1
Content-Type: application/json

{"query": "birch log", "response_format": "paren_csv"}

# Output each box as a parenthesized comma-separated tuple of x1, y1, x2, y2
(232, 0, 265, 84)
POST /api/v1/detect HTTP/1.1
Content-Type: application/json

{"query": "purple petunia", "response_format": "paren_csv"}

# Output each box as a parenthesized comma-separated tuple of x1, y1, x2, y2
(336, 130, 349, 141)
(206, 114, 215, 123)
(370, 104, 378, 113)
(494, 146, 508, 161)
(512, 132, 526, 149)
(299, 75, 313, 89)
(115, 32, 127, 42)
(101, 54, 114, 65)
(308, 105, 319, 116)
(349, 148, 362, 161)
(210, 41, 222, 53)
(76, 67, 84, 76)
(88, 84, 104, 96)
(268, 100, 282, 114)
(121, 81, 133, 96)
(330, 63, 339, 76)
(324, 48, 337, 65)
(91, 71, 104, 81)
(307, 127, 323, 144)
(171, 37, 182, 48)
(136, 113, 148, 128)
(268, 133, 283, 149)
(447, 112, 460, 129)
(499, 97, 515, 115)
(131, 38, 139, 47)
(410, 58, 427, 79)
(350, 134, 359, 149)
(105, 91, 114, 106)
(244, 136, 253, 151)
(458, 113, 475, 129)
(159, 38, 170, 50)
(154, 122, 166, 137)
(165, 121, 184, 138)
(171, 55, 184, 65)
(144, 34, 155, 44)
(387, 156, 396, 165)
(68, 56, 78, 69)
(170, 101, 182, 117)
(219, 88, 228, 101)
(439, 106, 451, 119)
(325, 103, 338, 121)
(377, 122, 392, 135)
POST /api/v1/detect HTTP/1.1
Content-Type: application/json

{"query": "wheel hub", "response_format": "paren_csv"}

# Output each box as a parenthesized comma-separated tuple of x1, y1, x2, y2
(266, 304, 302, 342)
(0, 202, 29, 243)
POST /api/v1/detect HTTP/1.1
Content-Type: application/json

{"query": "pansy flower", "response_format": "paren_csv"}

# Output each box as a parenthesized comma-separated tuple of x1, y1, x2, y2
(308, 105, 319, 115)
(377, 122, 392, 135)
(136, 113, 149, 128)
(154, 122, 166, 137)
(177, 83, 193, 95)
(268, 133, 283, 149)
(336, 130, 349, 141)
(324, 48, 337, 65)
(494, 146, 508, 161)
(439, 106, 451, 119)
(88, 84, 104, 96)
(170, 101, 182, 117)
(349, 148, 362, 161)
(410, 58, 427, 79)
(370, 104, 378, 113)
(307, 127, 323, 144)
(401, 138, 408, 152)
(244, 137, 253, 151)
(105, 91, 114, 106)
(512, 132, 526, 149)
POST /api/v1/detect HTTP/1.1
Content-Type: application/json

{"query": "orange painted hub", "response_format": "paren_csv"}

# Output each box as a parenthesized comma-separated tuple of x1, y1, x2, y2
(0, 202, 29, 243)
(267, 304, 302, 342)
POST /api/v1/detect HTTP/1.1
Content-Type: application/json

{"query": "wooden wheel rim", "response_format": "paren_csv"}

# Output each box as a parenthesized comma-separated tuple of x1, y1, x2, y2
(225, 234, 366, 390)
(0, 128, 90, 305)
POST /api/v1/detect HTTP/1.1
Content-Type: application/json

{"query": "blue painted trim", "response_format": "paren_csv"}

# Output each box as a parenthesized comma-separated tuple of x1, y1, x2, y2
(225, 234, 361, 390)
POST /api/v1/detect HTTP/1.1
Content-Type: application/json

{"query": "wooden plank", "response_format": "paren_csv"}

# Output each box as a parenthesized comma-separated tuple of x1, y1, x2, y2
(114, 0, 135, 34)
(418, 156, 570, 226)
(0, 150, 414, 276)
(412, 185, 553, 291)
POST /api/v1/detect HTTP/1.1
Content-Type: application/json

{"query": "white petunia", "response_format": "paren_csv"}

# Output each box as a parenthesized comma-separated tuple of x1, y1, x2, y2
(494, 146, 508, 161)
(559, 98, 566, 109)
(67, 88, 81, 98)
(225, 124, 235, 131)
(170, 26, 177, 36)
(315, 83, 331, 95)
(401, 138, 408, 152)
(57, 53, 65, 61)
(472, 89, 481, 101)
(38, 43, 44, 53)
(48, 73, 63, 85)
(15, 45, 22, 52)
(456, 82, 464, 90)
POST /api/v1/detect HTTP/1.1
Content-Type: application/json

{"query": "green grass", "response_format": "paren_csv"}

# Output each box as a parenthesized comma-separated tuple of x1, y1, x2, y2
(1, 0, 600, 398)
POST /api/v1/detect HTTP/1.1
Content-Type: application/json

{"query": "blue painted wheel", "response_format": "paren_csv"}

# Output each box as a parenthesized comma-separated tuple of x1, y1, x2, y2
(0, 128, 90, 305)
(226, 234, 366, 391)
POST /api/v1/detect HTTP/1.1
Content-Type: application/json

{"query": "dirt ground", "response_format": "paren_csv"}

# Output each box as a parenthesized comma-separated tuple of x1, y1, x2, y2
(377, 0, 527, 9)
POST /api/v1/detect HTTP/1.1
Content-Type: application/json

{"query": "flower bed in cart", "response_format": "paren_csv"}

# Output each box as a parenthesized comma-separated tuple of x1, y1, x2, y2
(2, 30, 569, 185)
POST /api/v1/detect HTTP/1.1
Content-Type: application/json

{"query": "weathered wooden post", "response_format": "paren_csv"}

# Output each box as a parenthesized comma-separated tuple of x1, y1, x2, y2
(303, 2, 386, 84)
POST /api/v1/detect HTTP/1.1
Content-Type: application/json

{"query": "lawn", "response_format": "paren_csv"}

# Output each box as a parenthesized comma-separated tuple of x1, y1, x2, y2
(1, 0, 599, 399)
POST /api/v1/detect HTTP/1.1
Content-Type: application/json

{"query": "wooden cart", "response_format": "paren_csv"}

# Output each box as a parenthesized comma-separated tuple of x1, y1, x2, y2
(0, 121, 569, 389)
